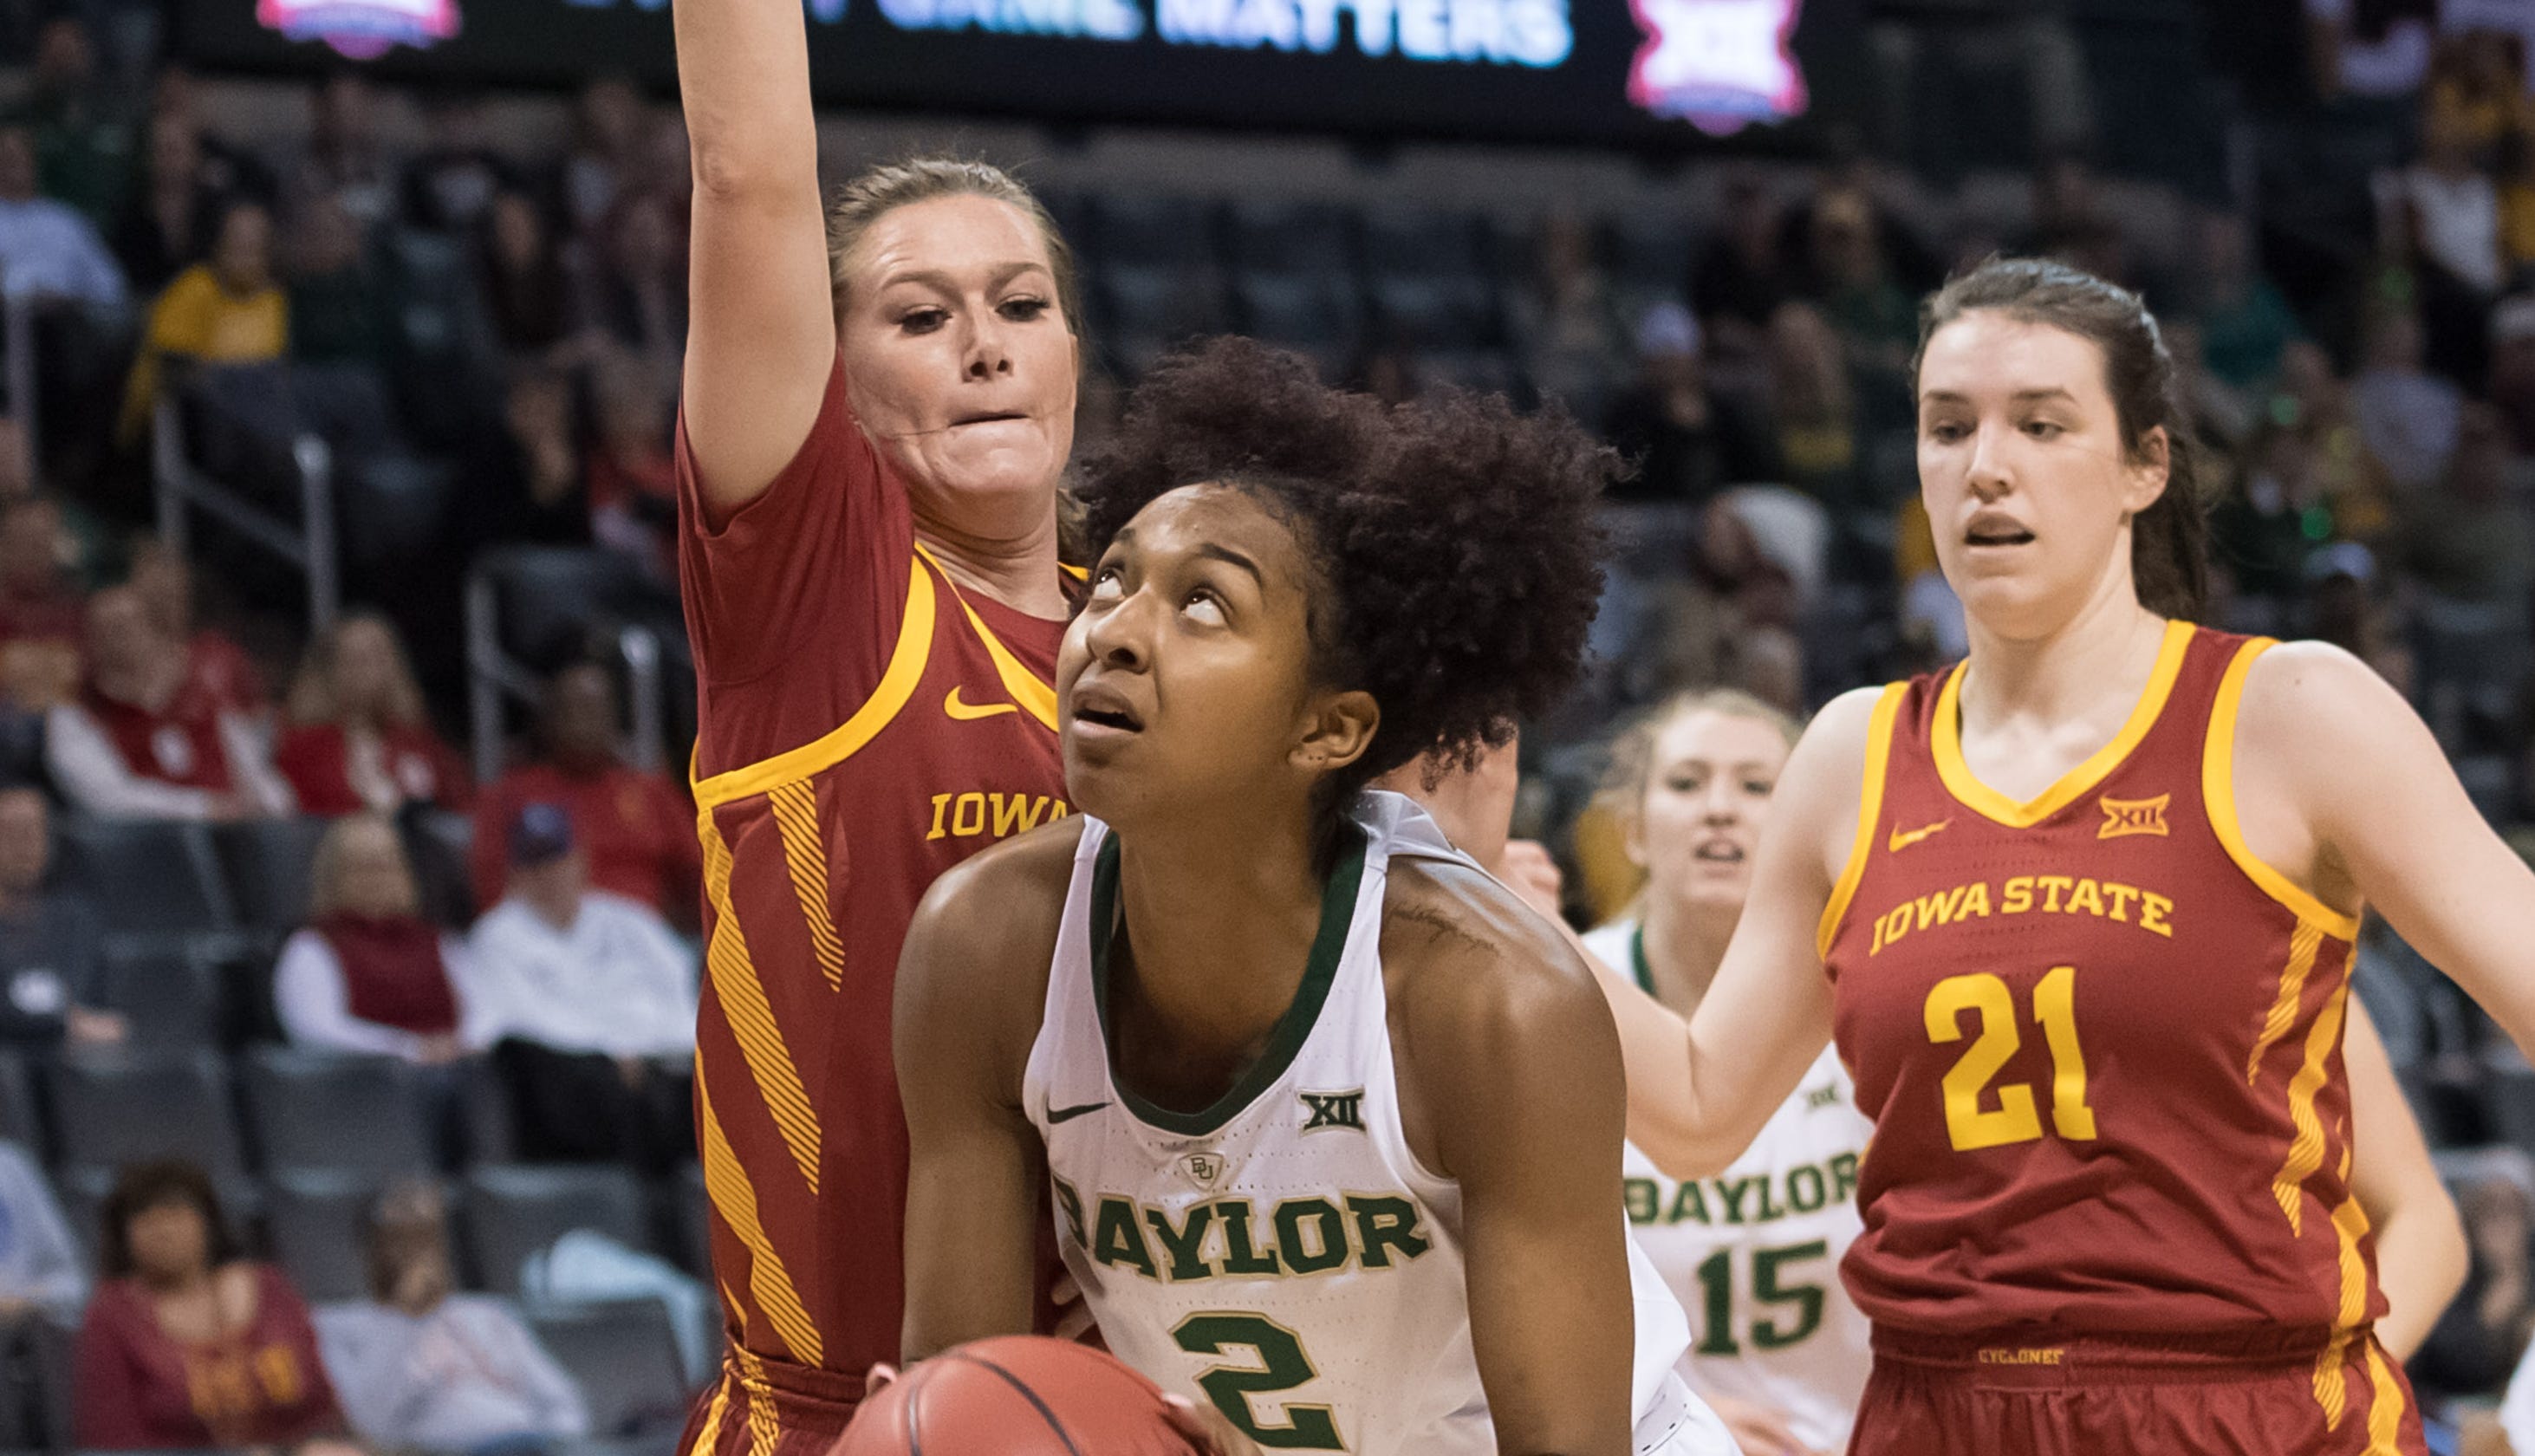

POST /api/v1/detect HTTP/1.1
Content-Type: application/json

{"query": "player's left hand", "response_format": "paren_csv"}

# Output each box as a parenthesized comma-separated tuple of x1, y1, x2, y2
(1160, 1394, 1265, 1456)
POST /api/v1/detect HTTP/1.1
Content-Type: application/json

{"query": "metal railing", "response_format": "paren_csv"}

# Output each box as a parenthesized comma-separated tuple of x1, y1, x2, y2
(152, 394, 341, 640)
(465, 558, 666, 789)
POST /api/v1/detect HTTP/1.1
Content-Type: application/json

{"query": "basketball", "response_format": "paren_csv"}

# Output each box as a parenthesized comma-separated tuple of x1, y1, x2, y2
(831, 1336, 1196, 1455)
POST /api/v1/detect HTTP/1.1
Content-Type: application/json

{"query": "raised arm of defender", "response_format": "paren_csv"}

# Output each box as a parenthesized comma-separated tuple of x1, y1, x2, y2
(1596, 687, 1878, 1182)
(673, 0, 837, 512)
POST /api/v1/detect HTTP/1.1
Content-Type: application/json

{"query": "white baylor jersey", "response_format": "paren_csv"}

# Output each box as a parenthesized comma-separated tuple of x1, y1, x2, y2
(1026, 793, 1730, 1456)
(1586, 918, 1876, 1453)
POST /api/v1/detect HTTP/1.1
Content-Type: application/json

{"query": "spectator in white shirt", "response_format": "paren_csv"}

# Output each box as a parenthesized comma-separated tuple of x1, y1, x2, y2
(316, 1180, 587, 1454)
(275, 815, 489, 1065)
(471, 803, 694, 1173)
(45, 586, 291, 822)
(0, 123, 124, 309)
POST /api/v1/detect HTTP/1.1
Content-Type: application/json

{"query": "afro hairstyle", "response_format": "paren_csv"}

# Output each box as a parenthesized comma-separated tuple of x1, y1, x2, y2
(1072, 336, 1612, 804)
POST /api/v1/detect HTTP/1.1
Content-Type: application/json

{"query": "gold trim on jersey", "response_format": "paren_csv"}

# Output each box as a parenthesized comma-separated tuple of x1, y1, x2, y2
(2271, 980, 2351, 1238)
(2202, 638, 2364, 939)
(764, 780, 848, 991)
(1930, 619, 2194, 829)
(700, 822, 822, 1193)
(698, 1064, 824, 1367)
(692, 556, 939, 811)
(1817, 683, 1909, 959)
(2246, 921, 2326, 1086)
(914, 542, 1061, 730)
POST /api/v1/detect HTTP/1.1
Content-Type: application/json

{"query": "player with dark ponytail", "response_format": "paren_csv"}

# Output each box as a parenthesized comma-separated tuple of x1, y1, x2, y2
(1597, 257, 2517, 1455)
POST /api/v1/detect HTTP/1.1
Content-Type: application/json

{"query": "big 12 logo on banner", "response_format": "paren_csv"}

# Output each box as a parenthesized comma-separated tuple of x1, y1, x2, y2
(257, 0, 461, 58)
(1628, 0, 1807, 136)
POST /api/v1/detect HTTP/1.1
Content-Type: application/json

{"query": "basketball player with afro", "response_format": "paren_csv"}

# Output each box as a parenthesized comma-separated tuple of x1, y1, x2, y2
(894, 337, 1736, 1455)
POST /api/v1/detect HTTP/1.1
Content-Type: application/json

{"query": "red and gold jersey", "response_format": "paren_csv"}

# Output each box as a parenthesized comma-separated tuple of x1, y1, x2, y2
(676, 356, 1072, 1400)
(1820, 621, 2394, 1395)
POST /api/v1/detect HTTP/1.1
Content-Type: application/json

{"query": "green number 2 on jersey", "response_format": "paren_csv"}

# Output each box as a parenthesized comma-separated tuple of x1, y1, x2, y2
(1172, 1312, 1342, 1449)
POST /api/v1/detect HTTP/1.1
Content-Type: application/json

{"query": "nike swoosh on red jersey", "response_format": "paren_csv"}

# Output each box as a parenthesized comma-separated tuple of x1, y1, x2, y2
(946, 687, 1021, 721)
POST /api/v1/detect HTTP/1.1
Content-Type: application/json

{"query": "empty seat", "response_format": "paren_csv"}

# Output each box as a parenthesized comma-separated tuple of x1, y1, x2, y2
(266, 1167, 389, 1303)
(463, 1165, 650, 1295)
(1225, 200, 1356, 275)
(242, 1048, 437, 1178)
(1234, 272, 1362, 348)
(211, 819, 333, 938)
(1089, 193, 1219, 270)
(474, 547, 653, 675)
(95, 941, 222, 1050)
(524, 1297, 695, 1435)
(49, 1050, 247, 1184)
(54, 819, 230, 938)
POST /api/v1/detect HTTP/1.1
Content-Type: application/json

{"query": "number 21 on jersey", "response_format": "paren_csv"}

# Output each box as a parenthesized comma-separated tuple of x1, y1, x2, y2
(1923, 965, 2097, 1153)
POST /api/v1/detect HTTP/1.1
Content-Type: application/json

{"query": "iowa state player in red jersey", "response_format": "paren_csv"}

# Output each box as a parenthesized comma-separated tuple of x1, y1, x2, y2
(1601, 257, 2524, 1455)
(673, 0, 1082, 1440)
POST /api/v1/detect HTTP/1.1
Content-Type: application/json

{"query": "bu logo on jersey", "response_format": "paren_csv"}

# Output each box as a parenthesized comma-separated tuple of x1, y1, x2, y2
(1302, 1089, 1366, 1133)
(2098, 793, 2172, 840)
(1181, 1152, 1229, 1191)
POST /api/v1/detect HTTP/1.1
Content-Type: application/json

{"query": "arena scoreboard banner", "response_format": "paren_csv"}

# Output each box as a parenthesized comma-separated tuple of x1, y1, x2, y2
(179, 0, 1869, 147)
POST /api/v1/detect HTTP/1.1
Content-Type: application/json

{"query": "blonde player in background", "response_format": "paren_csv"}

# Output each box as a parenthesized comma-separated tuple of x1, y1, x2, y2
(1582, 690, 1872, 1456)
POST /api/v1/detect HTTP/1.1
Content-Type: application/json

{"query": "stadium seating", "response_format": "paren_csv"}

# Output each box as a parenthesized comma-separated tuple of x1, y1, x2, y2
(463, 1164, 652, 1296)
(240, 1048, 439, 1179)
(49, 1050, 248, 1186)
(525, 1297, 697, 1436)
(210, 818, 333, 940)
(263, 1166, 391, 1303)
(94, 940, 224, 1050)
(53, 820, 231, 939)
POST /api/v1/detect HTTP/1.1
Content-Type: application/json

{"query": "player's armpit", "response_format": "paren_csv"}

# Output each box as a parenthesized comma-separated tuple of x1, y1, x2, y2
(1403, 922, 1640, 1456)
(2241, 643, 2535, 1061)
(894, 835, 1075, 1360)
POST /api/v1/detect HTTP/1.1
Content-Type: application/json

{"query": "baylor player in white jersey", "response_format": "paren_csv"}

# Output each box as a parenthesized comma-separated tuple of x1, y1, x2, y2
(1583, 692, 1873, 1456)
(1030, 794, 1717, 1453)
(897, 340, 1734, 1456)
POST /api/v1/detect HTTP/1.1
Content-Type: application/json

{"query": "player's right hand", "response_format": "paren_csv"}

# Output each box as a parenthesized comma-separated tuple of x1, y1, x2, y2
(1160, 1394, 1266, 1456)
(1702, 1394, 1818, 1456)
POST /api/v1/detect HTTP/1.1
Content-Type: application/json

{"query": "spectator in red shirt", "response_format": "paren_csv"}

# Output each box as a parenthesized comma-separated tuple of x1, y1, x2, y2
(0, 497, 82, 711)
(45, 585, 291, 820)
(468, 660, 694, 920)
(74, 1160, 346, 1448)
(127, 537, 270, 723)
(276, 612, 467, 817)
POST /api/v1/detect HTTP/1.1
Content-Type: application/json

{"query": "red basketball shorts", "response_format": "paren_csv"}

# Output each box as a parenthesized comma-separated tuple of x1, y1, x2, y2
(1849, 1329, 2429, 1456)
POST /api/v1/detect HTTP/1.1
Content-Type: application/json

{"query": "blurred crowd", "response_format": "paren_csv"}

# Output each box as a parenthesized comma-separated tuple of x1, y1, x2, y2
(0, 0, 2505, 1449)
